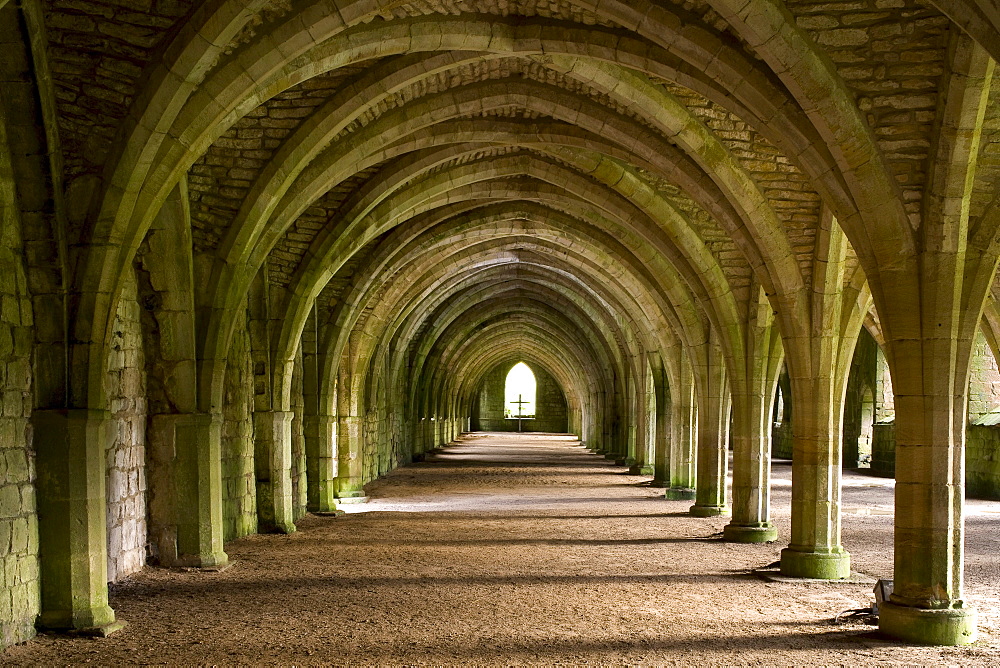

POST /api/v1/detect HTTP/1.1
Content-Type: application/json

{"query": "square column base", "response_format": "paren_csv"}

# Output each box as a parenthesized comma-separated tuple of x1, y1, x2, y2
(879, 601, 977, 646)
(689, 504, 729, 517)
(723, 522, 778, 543)
(37, 605, 120, 635)
(780, 547, 851, 579)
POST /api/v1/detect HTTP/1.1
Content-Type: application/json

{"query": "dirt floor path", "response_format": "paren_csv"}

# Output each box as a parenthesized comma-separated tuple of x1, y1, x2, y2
(7, 432, 1000, 665)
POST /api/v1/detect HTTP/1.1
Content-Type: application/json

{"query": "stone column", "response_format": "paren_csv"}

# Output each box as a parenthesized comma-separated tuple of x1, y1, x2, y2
(336, 414, 368, 503)
(666, 360, 696, 500)
(304, 414, 341, 513)
(878, 283, 978, 642)
(33, 409, 123, 634)
(725, 312, 780, 542)
(879, 378, 977, 644)
(690, 341, 730, 517)
(724, 390, 778, 542)
(628, 357, 655, 475)
(650, 356, 670, 486)
(779, 384, 850, 578)
(148, 413, 229, 567)
(253, 410, 296, 532)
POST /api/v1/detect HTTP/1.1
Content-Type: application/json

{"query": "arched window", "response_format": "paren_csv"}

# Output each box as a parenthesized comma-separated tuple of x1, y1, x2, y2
(505, 362, 536, 418)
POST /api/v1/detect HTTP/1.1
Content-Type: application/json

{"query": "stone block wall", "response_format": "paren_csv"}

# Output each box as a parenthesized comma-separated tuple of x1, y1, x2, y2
(290, 351, 307, 521)
(967, 425, 1000, 500)
(771, 421, 793, 459)
(0, 222, 39, 646)
(473, 362, 568, 432)
(870, 423, 896, 478)
(221, 315, 257, 542)
(968, 331, 1000, 425)
(104, 271, 148, 583)
(842, 330, 878, 469)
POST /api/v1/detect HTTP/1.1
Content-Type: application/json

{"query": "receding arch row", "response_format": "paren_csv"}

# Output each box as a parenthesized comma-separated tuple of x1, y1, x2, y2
(310, 206, 696, 403)
(78, 5, 888, 412)
(262, 154, 734, 416)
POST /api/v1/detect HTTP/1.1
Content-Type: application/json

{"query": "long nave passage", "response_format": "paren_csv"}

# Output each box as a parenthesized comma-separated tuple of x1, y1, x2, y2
(6, 433, 999, 665)
(6, 0, 1000, 655)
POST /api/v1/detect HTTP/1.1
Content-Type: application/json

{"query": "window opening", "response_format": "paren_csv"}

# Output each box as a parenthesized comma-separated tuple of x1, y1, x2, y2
(505, 362, 536, 431)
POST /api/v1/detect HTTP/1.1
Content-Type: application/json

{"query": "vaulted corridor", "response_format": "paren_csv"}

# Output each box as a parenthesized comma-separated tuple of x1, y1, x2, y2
(7, 433, 999, 665)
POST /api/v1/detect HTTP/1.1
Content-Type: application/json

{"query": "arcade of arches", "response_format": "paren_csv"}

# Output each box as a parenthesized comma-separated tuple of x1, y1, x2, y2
(2, 0, 1000, 653)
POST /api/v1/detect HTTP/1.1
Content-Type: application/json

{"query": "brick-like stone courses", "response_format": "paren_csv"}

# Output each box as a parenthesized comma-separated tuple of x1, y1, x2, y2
(43, 0, 195, 180)
(967, 330, 1000, 426)
(0, 215, 39, 647)
(315, 232, 391, 313)
(661, 81, 821, 288)
(222, 0, 293, 55)
(966, 425, 1000, 499)
(266, 168, 380, 289)
(104, 270, 147, 583)
(785, 0, 950, 230)
(221, 308, 257, 542)
(638, 169, 753, 314)
(188, 67, 375, 254)
(289, 350, 307, 521)
(662, 0, 763, 56)
(475, 363, 568, 432)
(375, 0, 617, 26)
(969, 74, 1000, 225)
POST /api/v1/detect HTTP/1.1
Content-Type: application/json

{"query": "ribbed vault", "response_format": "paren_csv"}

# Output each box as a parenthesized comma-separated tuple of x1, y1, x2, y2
(3, 0, 1000, 649)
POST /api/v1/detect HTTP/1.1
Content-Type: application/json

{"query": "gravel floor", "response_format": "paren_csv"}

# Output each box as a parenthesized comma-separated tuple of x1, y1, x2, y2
(6, 431, 1000, 665)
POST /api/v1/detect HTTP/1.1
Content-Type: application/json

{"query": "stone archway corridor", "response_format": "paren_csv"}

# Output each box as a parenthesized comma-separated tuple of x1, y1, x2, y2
(6, 433, 999, 665)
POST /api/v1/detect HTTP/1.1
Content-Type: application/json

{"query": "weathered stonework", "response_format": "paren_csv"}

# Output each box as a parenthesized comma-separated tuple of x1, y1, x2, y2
(1, 0, 999, 650)
(221, 310, 257, 542)
(0, 194, 39, 647)
(104, 271, 147, 583)
(472, 362, 568, 433)
(289, 350, 307, 521)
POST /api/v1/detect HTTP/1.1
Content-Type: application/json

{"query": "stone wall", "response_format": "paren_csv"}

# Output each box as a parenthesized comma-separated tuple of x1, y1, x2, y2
(770, 369, 792, 458)
(221, 313, 257, 542)
(967, 331, 1000, 426)
(771, 421, 793, 459)
(967, 425, 1000, 500)
(290, 350, 307, 521)
(0, 209, 39, 646)
(473, 362, 568, 432)
(842, 331, 878, 469)
(870, 423, 896, 477)
(104, 270, 147, 583)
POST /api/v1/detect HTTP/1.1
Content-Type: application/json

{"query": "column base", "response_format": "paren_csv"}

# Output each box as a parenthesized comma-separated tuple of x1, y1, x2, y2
(723, 522, 778, 543)
(648, 478, 668, 488)
(335, 492, 369, 504)
(176, 551, 230, 569)
(265, 521, 296, 534)
(627, 464, 654, 475)
(37, 605, 120, 635)
(665, 487, 696, 500)
(689, 503, 729, 517)
(313, 509, 346, 517)
(613, 458, 628, 466)
(878, 601, 977, 646)
(603, 453, 618, 460)
(779, 547, 851, 579)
